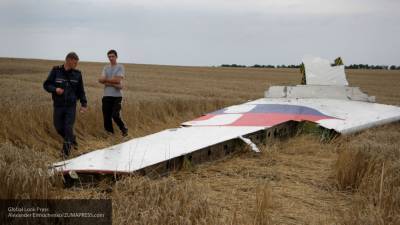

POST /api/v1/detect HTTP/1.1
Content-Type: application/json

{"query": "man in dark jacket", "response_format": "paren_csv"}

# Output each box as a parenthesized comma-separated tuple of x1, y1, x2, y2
(43, 52, 87, 158)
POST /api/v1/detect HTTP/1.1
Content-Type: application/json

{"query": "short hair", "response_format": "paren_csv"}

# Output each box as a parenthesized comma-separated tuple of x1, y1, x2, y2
(107, 49, 118, 57)
(65, 52, 79, 61)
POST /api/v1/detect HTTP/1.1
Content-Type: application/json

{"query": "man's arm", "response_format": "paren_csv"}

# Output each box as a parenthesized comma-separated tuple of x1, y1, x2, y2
(43, 68, 57, 93)
(99, 65, 124, 88)
(105, 82, 123, 89)
(98, 66, 108, 84)
(98, 74, 107, 84)
(104, 76, 123, 84)
(77, 75, 88, 107)
(98, 74, 123, 84)
(99, 71, 124, 88)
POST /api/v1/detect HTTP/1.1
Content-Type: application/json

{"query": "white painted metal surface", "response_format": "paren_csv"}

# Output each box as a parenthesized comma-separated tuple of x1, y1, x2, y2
(52, 97, 400, 174)
(302, 55, 349, 85)
(265, 85, 375, 102)
(52, 126, 263, 174)
(244, 98, 400, 134)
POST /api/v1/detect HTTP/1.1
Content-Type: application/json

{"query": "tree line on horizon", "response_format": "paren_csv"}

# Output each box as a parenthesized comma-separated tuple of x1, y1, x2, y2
(220, 64, 400, 70)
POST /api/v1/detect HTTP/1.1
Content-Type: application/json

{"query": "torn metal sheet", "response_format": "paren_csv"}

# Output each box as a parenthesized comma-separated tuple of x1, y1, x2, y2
(265, 85, 375, 102)
(302, 55, 349, 85)
(52, 126, 263, 174)
(239, 136, 260, 153)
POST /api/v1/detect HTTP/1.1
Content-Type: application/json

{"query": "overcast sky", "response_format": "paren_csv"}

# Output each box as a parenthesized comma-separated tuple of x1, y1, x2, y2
(0, 0, 399, 66)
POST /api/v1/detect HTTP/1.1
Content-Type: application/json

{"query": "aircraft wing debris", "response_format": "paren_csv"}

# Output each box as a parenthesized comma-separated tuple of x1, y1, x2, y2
(51, 56, 400, 176)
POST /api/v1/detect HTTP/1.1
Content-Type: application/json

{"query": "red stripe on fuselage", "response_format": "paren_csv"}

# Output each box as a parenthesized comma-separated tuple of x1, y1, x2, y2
(192, 114, 215, 121)
(228, 113, 333, 126)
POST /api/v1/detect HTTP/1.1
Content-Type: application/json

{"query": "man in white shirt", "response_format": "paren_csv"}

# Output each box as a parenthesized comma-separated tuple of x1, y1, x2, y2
(98, 49, 128, 136)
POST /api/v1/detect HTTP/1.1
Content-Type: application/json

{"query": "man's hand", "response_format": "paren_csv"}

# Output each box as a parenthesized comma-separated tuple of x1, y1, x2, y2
(80, 106, 88, 113)
(55, 88, 64, 95)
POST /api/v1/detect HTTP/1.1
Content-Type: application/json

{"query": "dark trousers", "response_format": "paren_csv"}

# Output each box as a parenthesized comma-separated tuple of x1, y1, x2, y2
(53, 106, 76, 149)
(102, 96, 127, 133)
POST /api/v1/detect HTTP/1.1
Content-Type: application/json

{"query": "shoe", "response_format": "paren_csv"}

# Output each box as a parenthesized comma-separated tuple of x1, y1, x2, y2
(122, 129, 128, 137)
(62, 142, 72, 158)
(70, 135, 78, 149)
(61, 149, 69, 159)
(72, 139, 78, 150)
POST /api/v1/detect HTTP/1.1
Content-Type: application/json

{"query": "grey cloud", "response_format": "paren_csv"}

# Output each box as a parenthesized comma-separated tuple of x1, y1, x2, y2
(0, 0, 399, 66)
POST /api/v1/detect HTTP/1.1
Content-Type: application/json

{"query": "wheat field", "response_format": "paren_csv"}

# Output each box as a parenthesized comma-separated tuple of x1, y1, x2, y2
(0, 57, 399, 224)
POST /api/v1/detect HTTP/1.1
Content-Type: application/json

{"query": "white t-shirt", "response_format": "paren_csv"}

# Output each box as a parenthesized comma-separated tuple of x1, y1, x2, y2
(102, 64, 124, 97)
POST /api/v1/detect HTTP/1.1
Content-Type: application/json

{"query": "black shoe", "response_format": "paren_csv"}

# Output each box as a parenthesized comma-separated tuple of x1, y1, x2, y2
(72, 139, 78, 150)
(61, 149, 69, 159)
(62, 142, 72, 158)
(122, 129, 128, 137)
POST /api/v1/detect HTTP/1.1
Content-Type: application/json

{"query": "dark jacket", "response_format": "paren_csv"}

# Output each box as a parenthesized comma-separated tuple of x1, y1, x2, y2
(43, 65, 87, 107)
